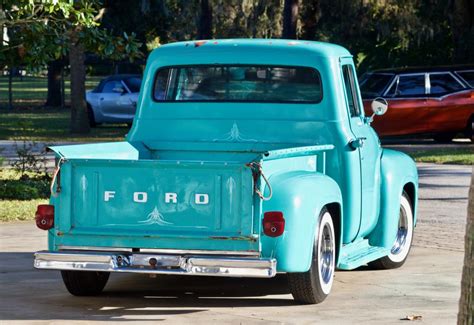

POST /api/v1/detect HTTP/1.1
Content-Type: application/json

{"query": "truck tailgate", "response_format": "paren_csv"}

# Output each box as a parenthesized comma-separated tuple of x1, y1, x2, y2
(53, 159, 258, 252)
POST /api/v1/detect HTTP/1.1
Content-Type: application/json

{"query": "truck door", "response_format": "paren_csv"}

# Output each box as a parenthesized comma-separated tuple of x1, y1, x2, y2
(340, 58, 382, 238)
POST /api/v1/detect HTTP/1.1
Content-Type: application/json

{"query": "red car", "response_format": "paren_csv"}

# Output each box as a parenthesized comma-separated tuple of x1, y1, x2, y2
(360, 66, 474, 142)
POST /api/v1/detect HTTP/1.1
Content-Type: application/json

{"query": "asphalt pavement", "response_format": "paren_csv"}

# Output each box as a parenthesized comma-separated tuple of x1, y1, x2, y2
(0, 163, 472, 324)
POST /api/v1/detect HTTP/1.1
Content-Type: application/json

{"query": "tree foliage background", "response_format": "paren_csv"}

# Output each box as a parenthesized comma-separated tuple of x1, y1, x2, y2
(1, 0, 472, 132)
(2, 0, 472, 75)
(101, 0, 473, 73)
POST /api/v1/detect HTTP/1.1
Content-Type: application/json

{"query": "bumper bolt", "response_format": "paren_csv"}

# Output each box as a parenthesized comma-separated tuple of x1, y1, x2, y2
(149, 257, 158, 268)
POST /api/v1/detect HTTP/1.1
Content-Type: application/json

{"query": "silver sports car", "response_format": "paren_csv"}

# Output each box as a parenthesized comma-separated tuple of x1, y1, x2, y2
(86, 74, 142, 126)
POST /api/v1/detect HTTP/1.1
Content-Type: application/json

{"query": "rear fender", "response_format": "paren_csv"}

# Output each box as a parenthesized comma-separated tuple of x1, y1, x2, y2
(368, 149, 418, 249)
(261, 171, 342, 272)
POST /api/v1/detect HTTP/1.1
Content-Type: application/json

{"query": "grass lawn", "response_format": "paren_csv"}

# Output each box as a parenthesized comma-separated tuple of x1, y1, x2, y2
(410, 148, 474, 165)
(0, 170, 49, 222)
(0, 75, 128, 142)
(0, 198, 48, 222)
(0, 75, 101, 106)
(0, 108, 128, 142)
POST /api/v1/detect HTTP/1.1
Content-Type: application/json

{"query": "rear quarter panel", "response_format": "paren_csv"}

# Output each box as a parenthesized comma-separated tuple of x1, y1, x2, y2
(260, 171, 342, 272)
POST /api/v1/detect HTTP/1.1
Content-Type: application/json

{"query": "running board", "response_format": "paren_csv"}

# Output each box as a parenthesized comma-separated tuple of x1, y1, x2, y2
(337, 239, 390, 270)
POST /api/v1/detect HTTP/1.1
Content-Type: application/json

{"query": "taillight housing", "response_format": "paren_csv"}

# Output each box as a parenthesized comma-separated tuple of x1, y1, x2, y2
(35, 205, 54, 230)
(263, 211, 285, 237)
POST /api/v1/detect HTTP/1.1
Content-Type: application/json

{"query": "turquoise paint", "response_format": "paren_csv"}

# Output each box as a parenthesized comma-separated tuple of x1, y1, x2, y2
(260, 171, 342, 272)
(49, 155, 257, 252)
(338, 239, 389, 270)
(368, 149, 418, 249)
(339, 58, 382, 240)
(46, 39, 418, 273)
(49, 141, 143, 160)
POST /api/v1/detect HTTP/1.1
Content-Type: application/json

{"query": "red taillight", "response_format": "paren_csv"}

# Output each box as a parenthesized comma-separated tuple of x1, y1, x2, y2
(35, 205, 54, 230)
(263, 211, 285, 237)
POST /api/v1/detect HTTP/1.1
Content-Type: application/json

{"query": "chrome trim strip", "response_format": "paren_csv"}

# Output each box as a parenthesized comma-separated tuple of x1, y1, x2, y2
(427, 71, 466, 94)
(448, 71, 468, 90)
(425, 73, 430, 95)
(379, 88, 473, 101)
(454, 70, 474, 88)
(383, 75, 399, 97)
(34, 251, 276, 278)
(57, 246, 260, 257)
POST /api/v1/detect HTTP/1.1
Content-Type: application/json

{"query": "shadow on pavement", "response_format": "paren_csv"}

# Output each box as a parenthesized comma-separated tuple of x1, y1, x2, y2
(418, 166, 472, 178)
(0, 252, 295, 322)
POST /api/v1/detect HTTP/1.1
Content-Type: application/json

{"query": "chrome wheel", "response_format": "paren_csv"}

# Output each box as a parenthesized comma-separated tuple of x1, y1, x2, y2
(288, 208, 336, 304)
(391, 207, 408, 255)
(388, 194, 413, 263)
(319, 222, 335, 286)
(317, 212, 335, 295)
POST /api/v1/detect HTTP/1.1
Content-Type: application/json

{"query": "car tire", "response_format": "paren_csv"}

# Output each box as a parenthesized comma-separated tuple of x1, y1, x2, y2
(87, 105, 97, 128)
(61, 270, 110, 296)
(433, 133, 455, 143)
(288, 208, 336, 304)
(369, 192, 414, 270)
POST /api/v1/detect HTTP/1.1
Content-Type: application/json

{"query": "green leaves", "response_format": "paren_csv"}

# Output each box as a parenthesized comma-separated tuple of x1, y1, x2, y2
(1, 0, 144, 69)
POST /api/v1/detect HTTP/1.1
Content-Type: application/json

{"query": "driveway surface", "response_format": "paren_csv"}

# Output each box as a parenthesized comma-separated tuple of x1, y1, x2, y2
(0, 163, 471, 324)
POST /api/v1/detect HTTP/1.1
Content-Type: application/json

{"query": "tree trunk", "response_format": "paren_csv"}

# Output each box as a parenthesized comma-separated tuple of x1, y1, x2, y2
(61, 67, 65, 109)
(282, 0, 299, 39)
(197, 0, 212, 39)
(8, 67, 13, 110)
(300, 0, 321, 40)
(458, 173, 473, 324)
(0, 5, 3, 47)
(45, 60, 63, 107)
(451, 0, 474, 62)
(68, 28, 90, 134)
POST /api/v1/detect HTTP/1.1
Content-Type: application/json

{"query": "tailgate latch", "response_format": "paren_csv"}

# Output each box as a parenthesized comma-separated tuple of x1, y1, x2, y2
(246, 162, 273, 201)
(50, 157, 65, 197)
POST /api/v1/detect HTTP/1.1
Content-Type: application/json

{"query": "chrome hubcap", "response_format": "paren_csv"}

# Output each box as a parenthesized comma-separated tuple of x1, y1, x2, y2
(391, 206, 408, 255)
(319, 223, 334, 285)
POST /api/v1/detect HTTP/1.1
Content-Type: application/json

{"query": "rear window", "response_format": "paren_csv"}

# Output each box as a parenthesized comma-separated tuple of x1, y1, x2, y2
(359, 73, 394, 98)
(455, 70, 474, 88)
(153, 65, 322, 103)
(429, 73, 464, 95)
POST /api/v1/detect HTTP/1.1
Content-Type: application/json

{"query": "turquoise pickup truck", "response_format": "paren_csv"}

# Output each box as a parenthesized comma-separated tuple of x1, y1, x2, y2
(34, 39, 418, 304)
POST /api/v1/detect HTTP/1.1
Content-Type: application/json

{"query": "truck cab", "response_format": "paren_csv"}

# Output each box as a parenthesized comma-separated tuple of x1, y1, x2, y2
(34, 39, 418, 304)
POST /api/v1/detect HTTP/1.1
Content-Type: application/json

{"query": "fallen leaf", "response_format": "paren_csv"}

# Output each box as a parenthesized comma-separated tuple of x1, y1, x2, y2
(401, 315, 423, 321)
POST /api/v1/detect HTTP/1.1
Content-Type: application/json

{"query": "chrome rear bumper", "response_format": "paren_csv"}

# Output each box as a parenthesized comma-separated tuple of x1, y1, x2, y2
(34, 251, 276, 278)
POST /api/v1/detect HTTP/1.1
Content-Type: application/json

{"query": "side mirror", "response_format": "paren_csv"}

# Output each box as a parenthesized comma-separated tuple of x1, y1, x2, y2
(369, 97, 388, 122)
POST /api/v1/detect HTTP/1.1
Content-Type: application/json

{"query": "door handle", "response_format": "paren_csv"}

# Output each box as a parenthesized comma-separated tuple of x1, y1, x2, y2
(349, 137, 366, 150)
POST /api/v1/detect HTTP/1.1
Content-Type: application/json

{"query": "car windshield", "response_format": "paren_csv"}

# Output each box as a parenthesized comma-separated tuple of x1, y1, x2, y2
(153, 65, 322, 103)
(359, 73, 394, 98)
(124, 77, 142, 93)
